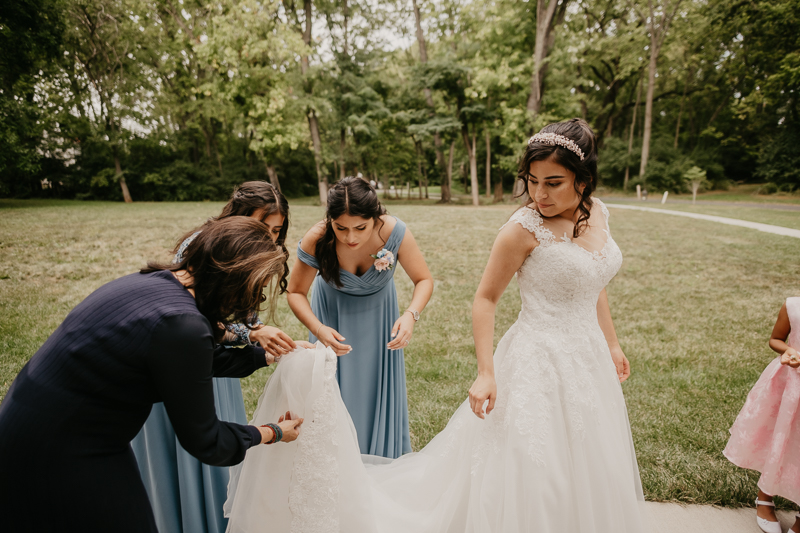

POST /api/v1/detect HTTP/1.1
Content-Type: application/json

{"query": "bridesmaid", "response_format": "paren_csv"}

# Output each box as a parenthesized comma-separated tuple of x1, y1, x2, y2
(131, 182, 303, 533)
(287, 177, 434, 458)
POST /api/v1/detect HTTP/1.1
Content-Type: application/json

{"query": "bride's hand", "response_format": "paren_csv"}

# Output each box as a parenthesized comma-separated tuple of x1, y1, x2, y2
(610, 347, 631, 383)
(468, 374, 497, 419)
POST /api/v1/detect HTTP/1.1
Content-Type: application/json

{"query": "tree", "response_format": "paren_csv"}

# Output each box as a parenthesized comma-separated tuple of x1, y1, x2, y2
(684, 165, 708, 203)
(64, 0, 151, 202)
(0, 0, 66, 196)
(629, 0, 684, 182)
(286, 0, 328, 203)
(526, 0, 569, 124)
(411, 0, 446, 191)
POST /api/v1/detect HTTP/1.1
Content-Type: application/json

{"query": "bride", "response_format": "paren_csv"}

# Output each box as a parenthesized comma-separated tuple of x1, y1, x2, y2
(224, 119, 647, 532)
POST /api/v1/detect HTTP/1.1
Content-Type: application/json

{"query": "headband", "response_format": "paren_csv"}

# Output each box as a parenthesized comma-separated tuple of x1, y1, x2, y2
(528, 132, 585, 161)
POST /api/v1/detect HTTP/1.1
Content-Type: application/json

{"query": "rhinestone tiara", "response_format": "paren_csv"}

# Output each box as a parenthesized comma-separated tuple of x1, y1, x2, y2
(528, 132, 585, 161)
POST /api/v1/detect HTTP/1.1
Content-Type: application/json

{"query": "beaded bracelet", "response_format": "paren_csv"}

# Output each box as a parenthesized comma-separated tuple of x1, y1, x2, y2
(262, 423, 283, 444)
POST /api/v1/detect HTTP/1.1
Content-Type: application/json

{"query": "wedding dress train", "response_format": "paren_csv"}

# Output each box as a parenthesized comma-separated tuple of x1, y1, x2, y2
(225, 201, 646, 532)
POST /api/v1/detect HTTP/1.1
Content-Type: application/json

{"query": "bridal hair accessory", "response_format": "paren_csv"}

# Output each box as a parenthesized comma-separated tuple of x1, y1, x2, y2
(371, 249, 395, 271)
(528, 132, 585, 161)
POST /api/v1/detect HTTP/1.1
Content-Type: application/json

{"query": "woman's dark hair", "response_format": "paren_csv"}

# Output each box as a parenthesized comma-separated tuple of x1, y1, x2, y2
(315, 177, 387, 287)
(516, 118, 598, 237)
(143, 217, 287, 343)
(178, 181, 290, 293)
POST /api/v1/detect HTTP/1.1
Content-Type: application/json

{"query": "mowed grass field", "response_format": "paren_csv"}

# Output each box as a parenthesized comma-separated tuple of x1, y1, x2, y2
(1, 199, 799, 508)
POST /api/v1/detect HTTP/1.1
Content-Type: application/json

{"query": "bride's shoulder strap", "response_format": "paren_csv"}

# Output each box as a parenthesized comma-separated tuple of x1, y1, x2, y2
(501, 207, 553, 245)
(592, 197, 610, 221)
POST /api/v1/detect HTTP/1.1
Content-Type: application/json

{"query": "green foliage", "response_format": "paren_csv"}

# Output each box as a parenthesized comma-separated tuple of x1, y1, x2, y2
(754, 126, 800, 188)
(1, 0, 799, 199)
(684, 166, 708, 187)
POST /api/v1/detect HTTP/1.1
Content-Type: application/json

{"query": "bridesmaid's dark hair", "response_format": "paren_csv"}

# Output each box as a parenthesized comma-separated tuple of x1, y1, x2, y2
(143, 217, 286, 343)
(178, 181, 290, 293)
(316, 177, 386, 287)
(516, 118, 598, 238)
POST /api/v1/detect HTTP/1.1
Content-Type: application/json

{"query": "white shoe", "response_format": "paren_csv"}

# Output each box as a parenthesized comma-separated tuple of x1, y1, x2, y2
(789, 512, 800, 533)
(755, 499, 781, 533)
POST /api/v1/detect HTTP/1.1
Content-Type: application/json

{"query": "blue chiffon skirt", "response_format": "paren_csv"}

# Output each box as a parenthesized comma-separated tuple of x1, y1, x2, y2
(131, 377, 247, 533)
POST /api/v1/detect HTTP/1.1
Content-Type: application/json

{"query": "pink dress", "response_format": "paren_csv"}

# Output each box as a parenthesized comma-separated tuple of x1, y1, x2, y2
(724, 297, 800, 504)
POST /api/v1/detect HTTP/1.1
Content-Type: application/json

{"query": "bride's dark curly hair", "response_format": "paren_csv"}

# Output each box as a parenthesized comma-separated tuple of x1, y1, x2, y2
(516, 118, 598, 238)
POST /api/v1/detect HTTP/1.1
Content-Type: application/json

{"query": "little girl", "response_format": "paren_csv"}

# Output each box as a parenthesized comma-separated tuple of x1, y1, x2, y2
(724, 297, 800, 533)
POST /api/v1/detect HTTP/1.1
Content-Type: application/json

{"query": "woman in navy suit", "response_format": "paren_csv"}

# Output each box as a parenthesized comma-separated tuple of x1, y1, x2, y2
(0, 217, 303, 532)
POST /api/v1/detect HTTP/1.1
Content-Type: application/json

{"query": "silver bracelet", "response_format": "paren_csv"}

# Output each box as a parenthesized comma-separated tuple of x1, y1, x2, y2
(315, 323, 324, 338)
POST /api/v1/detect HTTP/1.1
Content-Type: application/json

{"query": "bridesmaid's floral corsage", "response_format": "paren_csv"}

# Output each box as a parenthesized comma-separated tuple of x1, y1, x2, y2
(371, 249, 395, 272)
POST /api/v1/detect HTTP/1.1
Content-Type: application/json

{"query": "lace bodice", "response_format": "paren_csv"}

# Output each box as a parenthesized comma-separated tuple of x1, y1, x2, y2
(475, 198, 624, 465)
(502, 199, 621, 330)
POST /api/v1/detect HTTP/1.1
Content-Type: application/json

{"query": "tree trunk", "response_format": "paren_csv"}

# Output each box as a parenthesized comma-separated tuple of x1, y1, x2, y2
(413, 0, 445, 169)
(423, 163, 429, 199)
(114, 151, 132, 203)
(639, 40, 659, 182)
(526, 0, 568, 123)
(493, 181, 504, 203)
(440, 140, 455, 203)
(635, 0, 683, 181)
(675, 67, 691, 149)
(462, 126, 479, 206)
(300, 0, 327, 203)
(340, 128, 346, 180)
(624, 75, 643, 191)
(485, 127, 491, 198)
(212, 127, 224, 178)
(265, 161, 281, 192)
(415, 142, 424, 199)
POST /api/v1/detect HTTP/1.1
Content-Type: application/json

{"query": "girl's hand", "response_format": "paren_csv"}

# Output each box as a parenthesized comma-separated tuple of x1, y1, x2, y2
(387, 313, 415, 350)
(295, 340, 316, 350)
(317, 325, 352, 356)
(468, 374, 497, 419)
(781, 347, 800, 368)
(610, 346, 631, 383)
(251, 326, 296, 357)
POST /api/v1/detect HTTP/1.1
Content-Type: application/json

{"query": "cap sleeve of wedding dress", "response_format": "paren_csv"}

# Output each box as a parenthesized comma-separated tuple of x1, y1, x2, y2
(592, 197, 611, 232)
(501, 207, 554, 245)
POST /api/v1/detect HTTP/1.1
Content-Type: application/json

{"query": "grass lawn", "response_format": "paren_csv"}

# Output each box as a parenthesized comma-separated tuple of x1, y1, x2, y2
(1, 198, 799, 509)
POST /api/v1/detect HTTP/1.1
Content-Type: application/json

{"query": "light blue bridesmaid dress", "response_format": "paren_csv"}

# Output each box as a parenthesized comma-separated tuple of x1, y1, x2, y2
(297, 216, 412, 459)
(130, 233, 252, 533)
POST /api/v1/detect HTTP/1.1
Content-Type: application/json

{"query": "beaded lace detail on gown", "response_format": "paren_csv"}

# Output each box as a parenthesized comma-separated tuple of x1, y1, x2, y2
(225, 198, 646, 533)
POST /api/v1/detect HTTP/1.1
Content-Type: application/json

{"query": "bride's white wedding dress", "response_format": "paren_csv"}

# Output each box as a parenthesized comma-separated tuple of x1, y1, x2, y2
(225, 200, 646, 532)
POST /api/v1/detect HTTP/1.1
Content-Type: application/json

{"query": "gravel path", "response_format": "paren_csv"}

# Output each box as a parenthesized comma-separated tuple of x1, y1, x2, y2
(606, 203, 800, 239)
(601, 196, 800, 211)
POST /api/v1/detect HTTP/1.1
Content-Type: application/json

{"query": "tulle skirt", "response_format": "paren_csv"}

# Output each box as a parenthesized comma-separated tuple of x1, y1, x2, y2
(724, 357, 800, 504)
(225, 339, 647, 533)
